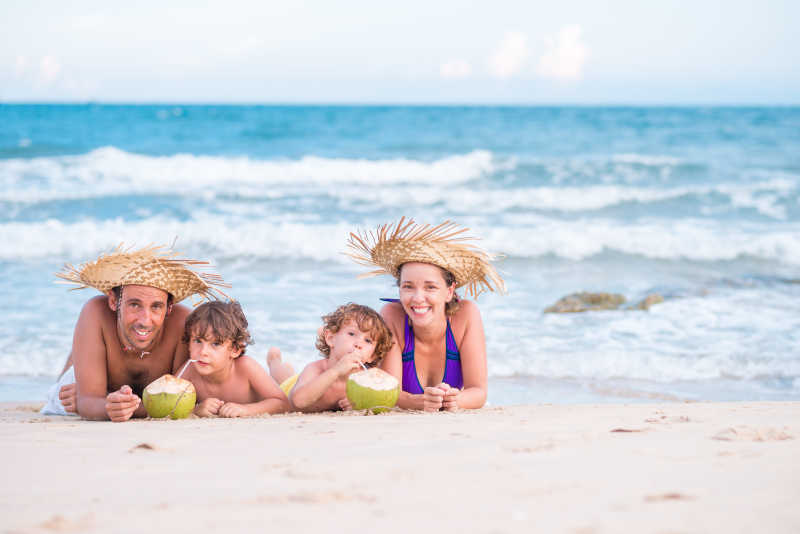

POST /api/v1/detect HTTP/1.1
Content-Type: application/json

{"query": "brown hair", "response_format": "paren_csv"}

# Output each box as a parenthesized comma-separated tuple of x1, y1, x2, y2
(396, 263, 461, 316)
(182, 300, 253, 356)
(315, 303, 393, 367)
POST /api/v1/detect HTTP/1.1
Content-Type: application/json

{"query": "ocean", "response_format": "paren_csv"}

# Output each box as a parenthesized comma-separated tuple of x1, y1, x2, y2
(1, 104, 799, 405)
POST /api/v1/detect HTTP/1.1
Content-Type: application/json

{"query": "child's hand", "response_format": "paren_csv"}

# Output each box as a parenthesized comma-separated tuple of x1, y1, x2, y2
(333, 350, 365, 377)
(218, 402, 248, 418)
(422, 384, 449, 412)
(195, 397, 224, 417)
(338, 397, 353, 411)
(441, 384, 460, 411)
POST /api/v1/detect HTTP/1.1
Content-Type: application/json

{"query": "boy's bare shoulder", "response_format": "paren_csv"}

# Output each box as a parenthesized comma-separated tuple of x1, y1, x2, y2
(234, 355, 267, 374)
(300, 358, 327, 375)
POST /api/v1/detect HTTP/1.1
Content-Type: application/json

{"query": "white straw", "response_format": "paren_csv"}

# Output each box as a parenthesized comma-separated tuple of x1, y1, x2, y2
(176, 359, 197, 379)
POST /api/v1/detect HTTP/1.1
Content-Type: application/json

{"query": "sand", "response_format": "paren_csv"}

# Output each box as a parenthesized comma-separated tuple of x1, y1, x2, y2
(1, 401, 799, 534)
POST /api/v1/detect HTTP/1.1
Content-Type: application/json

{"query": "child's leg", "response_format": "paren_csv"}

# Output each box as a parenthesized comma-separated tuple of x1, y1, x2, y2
(266, 347, 295, 384)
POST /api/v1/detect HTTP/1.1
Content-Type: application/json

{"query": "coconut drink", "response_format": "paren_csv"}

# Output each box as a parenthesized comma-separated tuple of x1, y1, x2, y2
(346, 368, 399, 414)
(142, 374, 196, 419)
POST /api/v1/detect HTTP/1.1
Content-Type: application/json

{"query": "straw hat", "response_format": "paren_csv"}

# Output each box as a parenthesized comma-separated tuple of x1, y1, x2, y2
(56, 244, 230, 304)
(346, 218, 505, 298)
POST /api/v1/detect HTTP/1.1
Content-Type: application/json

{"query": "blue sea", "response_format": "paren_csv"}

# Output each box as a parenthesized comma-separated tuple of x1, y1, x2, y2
(1, 104, 799, 405)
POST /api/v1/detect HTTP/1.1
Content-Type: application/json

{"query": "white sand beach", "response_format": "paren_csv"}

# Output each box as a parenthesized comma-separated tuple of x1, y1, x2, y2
(2, 401, 798, 534)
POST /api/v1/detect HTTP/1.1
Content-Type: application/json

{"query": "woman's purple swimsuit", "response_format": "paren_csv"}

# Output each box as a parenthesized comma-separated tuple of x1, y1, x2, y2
(401, 315, 464, 394)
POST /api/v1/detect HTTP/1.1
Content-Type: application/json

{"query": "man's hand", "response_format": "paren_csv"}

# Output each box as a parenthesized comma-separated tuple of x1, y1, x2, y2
(218, 402, 248, 418)
(195, 398, 224, 417)
(105, 385, 141, 422)
(59, 383, 77, 414)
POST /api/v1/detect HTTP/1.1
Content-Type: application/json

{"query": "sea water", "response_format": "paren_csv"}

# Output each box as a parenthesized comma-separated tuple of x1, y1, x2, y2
(1, 104, 799, 405)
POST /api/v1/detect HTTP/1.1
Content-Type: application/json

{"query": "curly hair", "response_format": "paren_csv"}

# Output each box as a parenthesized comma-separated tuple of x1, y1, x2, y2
(396, 263, 462, 316)
(182, 300, 253, 356)
(315, 303, 393, 367)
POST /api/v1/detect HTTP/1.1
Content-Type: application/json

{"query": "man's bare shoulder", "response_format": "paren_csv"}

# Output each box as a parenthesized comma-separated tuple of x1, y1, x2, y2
(161, 302, 191, 337)
(79, 295, 113, 321)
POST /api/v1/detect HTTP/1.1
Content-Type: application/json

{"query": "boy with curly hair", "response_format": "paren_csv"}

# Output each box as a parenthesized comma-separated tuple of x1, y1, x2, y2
(180, 301, 290, 417)
(267, 303, 393, 412)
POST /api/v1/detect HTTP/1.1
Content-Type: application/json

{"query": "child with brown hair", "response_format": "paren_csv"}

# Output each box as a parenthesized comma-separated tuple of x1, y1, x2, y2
(180, 300, 290, 417)
(267, 303, 393, 413)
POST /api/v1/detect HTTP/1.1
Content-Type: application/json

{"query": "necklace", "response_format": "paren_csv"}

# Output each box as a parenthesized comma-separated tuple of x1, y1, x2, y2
(123, 345, 150, 359)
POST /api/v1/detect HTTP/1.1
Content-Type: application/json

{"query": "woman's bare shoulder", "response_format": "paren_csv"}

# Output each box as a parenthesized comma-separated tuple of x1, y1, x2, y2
(380, 301, 406, 323)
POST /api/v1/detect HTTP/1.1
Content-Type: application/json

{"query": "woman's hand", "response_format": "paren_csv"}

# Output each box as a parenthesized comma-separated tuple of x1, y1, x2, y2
(423, 385, 448, 412)
(441, 384, 460, 411)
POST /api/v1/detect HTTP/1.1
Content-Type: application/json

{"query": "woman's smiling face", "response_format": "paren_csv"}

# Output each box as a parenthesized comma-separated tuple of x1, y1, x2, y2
(398, 262, 455, 326)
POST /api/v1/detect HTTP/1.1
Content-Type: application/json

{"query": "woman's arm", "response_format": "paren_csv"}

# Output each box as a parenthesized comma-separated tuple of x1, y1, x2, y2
(379, 303, 427, 410)
(449, 300, 488, 410)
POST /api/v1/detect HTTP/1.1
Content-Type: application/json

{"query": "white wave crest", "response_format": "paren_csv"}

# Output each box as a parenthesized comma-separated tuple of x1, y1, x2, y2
(483, 217, 800, 264)
(0, 147, 497, 203)
(3, 215, 800, 266)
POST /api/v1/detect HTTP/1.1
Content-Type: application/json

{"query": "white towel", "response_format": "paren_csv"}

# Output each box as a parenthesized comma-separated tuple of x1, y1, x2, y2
(40, 366, 78, 416)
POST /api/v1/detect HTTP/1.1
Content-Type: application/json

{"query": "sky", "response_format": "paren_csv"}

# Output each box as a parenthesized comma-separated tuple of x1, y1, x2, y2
(1, 0, 798, 104)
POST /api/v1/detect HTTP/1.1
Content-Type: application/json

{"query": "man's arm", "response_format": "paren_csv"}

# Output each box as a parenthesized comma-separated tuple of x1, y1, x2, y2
(72, 297, 139, 421)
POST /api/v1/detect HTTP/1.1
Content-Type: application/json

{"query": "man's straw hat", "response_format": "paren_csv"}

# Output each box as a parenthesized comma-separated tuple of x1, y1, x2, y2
(56, 244, 229, 304)
(346, 218, 505, 298)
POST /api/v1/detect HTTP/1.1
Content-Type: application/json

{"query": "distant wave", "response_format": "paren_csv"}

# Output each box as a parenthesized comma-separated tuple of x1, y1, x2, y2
(0, 146, 498, 202)
(3, 216, 800, 265)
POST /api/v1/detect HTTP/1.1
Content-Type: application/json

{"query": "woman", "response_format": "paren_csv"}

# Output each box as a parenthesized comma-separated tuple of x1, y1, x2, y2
(346, 218, 505, 411)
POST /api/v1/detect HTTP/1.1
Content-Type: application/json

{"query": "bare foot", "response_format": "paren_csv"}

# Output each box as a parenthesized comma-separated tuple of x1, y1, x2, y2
(267, 346, 282, 368)
(267, 347, 295, 383)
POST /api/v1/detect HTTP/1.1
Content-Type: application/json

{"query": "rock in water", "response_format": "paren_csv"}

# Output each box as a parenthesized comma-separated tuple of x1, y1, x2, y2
(544, 292, 626, 313)
(142, 374, 196, 419)
(346, 368, 399, 414)
(630, 293, 664, 310)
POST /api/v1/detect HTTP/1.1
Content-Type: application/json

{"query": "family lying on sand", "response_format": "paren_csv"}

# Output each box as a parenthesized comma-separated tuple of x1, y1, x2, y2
(43, 218, 505, 421)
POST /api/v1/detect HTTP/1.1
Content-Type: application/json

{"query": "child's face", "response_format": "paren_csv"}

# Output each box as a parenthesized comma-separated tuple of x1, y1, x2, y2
(325, 319, 378, 364)
(188, 326, 241, 375)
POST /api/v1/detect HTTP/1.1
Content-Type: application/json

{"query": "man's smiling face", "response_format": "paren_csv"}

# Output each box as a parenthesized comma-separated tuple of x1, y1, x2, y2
(111, 285, 171, 352)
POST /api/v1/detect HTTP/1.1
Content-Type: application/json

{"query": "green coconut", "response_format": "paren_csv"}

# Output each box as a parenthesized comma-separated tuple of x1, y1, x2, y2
(142, 374, 196, 419)
(346, 368, 399, 414)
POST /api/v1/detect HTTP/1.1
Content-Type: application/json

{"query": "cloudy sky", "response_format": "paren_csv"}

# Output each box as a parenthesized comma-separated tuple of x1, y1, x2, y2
(1, 0, 798, 104)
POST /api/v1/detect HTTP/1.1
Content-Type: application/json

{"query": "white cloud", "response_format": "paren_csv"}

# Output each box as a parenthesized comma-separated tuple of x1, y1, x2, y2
(14, 56, 28, 78)
(488, 31, 529, 79)
(537, 24, 588, 81)
(440, 59, 472, 79)
(38, 56, 62, 85)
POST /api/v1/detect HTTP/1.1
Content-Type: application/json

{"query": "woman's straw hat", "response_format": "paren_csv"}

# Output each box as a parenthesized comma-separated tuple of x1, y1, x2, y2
(56, 244, 230, 304)
(346, 218, 505, 298)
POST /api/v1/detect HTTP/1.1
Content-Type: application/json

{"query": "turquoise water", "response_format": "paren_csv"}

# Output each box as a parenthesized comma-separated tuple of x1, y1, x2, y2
(1, 104, 799, 404)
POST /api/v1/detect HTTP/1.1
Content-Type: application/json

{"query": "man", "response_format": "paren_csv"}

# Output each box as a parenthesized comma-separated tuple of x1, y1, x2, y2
(44, 244, 228, 422)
